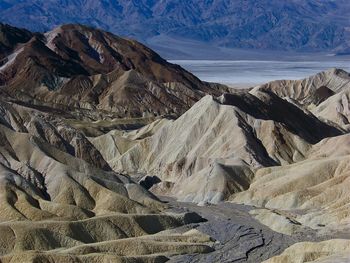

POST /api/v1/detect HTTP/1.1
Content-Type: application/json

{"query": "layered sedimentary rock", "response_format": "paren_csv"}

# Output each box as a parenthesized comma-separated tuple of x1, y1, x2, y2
(233, 133, 350, 235)
(0, 24, 226, 262)
(264, 239, 350, 263)
(0, 95, 216, 262)
(254, 68, 350, 129)
(81, 67, 350, 263)
(97, 87, 341, 204)
(2, 22, 350, 263)
(90, 69, 350, 261)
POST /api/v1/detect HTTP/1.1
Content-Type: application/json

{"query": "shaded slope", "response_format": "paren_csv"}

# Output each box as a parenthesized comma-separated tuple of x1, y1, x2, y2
(264, 239, 350, 263)
(233, 133, 350, 234)
(0, 97, 215, 262)
(252, 68, 350, 131)
(0, 22, 33, 59)
(0, 23, 225, 119)
(93, 88, 341, 204)
(1, 1, 350, 55)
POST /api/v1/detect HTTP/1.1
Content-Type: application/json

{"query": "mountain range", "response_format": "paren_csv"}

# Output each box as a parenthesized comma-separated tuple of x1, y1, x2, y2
(0, 22, 225, 262)
(1, 0, 350, 58)
(0, 23, 229, 121)
(1, 22, 350, 262)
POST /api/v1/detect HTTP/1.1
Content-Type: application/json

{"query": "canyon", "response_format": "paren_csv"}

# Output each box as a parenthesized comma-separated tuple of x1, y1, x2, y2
(0, 23, 350, 262)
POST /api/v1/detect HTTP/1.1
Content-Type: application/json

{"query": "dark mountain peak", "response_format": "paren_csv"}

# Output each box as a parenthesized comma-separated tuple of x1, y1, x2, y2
(0, 23, 223, 119)
(0, 22, 33, 59)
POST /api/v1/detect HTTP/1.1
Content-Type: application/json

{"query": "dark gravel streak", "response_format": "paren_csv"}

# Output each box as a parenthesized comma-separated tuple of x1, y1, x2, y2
(163, 198, 314, 263)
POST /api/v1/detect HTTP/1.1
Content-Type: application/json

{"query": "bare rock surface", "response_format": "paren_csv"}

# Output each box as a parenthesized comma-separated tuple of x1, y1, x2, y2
(0, 96, 216, 262)
(2, 22, 350, 263)
(162, 197, 323, 263)
(90, 68, 350, 262)
(264, 239, 350, 263)
(253, 68, 350, 129)
(0, 23, 228, 120)
(106, 90, 341, 204)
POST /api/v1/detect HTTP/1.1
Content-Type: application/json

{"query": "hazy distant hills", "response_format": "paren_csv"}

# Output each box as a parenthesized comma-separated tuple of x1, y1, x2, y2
(1, 0, 350, 58)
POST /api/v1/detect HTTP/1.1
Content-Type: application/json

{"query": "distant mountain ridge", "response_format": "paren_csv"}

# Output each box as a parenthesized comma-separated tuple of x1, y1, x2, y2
(0, 0, 350, 58)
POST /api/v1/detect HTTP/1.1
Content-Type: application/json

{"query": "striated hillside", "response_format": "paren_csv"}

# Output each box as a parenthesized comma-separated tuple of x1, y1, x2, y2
(79, 66, 350, 262)
(2, 22, 350, 262)
(254, 68, 350, 129)
(87, 68, 350, 262)
(0, 23, 225, 261)
(97, 82, 343, 204)
(0, 95, 216, 262)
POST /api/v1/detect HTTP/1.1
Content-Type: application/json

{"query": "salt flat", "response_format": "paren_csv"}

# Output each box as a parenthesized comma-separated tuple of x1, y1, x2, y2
(171, 59, 350, 87)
